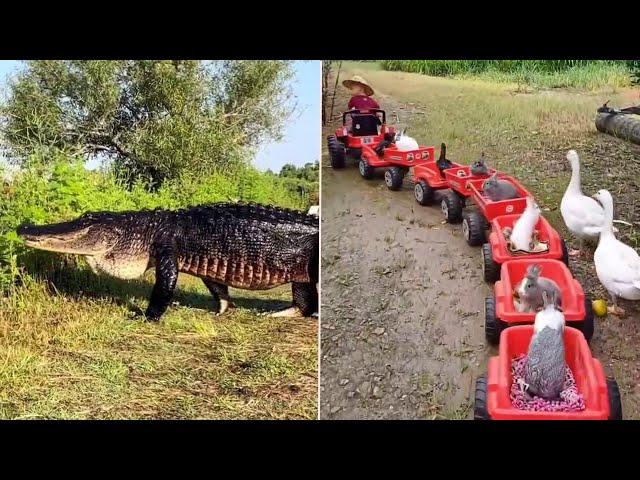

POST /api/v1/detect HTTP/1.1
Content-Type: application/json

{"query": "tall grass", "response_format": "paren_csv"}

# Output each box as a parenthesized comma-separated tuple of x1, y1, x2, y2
(379, 60, 635, 89)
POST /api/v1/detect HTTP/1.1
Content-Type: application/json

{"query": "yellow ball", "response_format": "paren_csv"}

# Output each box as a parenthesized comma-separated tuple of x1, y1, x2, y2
(592, 299, 607, 317)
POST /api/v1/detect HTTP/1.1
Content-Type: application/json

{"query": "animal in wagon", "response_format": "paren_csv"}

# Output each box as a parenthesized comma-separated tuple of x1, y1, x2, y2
(482, 172, 519, 202)
(560, 150, 617, 257)
(513, 263, 562, 313)
(504, 196, 541, 252)
(394, 128, 419, 152)
(470, 152, 490, 177)
(17, 203, 319, 321)
(593, 189, 640, 317)
(436, 143, 454, 177)
(522, 290, 566, 401)
(307, 205, 319, 217)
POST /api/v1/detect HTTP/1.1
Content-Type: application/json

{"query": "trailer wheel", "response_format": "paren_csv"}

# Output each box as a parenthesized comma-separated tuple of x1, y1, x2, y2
(442, 192, 464, 224)
(327, 135, 346, 169)
(482, 243, 500, 283)
(606, 378, 623, 420)
(572, 297, 594, 342)
(385, 167, 404, 191)
(414, 180, 434, 205)
(485, 296, 503, 345)
(560, 239, 570, 267)
(474, 375, 491, 420)
(463, 211, 486, 246)
(358, 159, 374, 179)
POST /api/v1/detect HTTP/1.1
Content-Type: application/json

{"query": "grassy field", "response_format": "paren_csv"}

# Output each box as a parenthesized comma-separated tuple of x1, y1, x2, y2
(0, 264, 317, 419)
(332, 61, 640, 417)
(379, 60, 635, 90)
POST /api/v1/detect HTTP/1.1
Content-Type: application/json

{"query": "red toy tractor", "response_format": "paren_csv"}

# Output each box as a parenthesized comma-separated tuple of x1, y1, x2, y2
(327, 109, 395, 169)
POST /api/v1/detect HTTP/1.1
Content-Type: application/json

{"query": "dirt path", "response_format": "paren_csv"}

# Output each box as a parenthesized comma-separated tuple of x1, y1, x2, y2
(320, 89, 491, 420)
(320, 63, 640, 419)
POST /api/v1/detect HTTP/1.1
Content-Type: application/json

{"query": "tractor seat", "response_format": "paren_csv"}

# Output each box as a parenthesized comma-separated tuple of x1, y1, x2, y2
(351, 114, 381, 136)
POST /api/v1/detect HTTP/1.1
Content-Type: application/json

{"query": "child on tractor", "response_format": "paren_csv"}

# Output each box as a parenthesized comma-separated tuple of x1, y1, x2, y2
(342, 75, 381, 134)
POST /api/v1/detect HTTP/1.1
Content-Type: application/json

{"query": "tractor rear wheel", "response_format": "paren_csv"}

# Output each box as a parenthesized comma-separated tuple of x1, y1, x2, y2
(462, 211, 486, 246)
(441, 192, 464, 223)
(414, 180, 434, 205)
(481, 243, 500, 283)
(474, 375, 491, 420)
(485, 296, 503, 345)
(606, 378, 623, 420)
(327, 135, 346, 169)
(385, 167, 404, 191)
(358, 159, 374, 179)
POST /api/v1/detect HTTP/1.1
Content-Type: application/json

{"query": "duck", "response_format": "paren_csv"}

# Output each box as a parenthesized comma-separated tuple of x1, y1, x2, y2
(593, 189, 640, 316)
(560, 150, 612, 256)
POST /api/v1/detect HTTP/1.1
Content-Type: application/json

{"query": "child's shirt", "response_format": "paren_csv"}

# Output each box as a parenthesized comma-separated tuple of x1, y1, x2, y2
(348, 95, 380, 111)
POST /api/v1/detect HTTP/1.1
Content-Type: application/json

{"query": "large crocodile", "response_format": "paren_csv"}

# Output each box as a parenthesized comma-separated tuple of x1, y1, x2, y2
(17, 203, 319, 321)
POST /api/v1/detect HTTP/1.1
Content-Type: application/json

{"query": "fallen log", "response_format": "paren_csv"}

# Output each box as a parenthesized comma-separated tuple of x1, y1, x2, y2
(595, 112, 640, 146)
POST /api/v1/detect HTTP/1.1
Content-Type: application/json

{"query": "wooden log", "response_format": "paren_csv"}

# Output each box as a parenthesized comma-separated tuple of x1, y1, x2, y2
(595, 112, 640, 145)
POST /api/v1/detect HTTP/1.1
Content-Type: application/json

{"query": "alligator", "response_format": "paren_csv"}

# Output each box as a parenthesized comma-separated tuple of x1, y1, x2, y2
(17, 203, 319, 321)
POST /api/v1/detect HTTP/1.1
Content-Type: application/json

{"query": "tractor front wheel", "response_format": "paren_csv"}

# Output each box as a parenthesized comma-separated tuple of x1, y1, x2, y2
(561, 239, 570, 267)
(385, 167, 404, 191)
(327, 135, 346, 169)
(462, 211, 486, 246)
(359, 159, 375, 179)
(442, 192, 464, 224)
(414, 180, 435, 205)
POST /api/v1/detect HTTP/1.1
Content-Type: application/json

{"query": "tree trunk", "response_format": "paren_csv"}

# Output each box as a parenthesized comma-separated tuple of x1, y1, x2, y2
(595, 112, 640, 146)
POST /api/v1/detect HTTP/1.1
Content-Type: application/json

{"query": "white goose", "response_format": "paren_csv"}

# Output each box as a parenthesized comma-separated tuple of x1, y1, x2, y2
(593, 189, 640, 316)
(560, 150, 611, 256)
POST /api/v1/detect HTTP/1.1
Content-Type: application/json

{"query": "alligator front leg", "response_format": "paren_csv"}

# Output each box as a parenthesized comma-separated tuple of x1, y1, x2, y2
(202, 278, 236, 315)
(145, 246, 178, 321)
(269, 282, 317, 318)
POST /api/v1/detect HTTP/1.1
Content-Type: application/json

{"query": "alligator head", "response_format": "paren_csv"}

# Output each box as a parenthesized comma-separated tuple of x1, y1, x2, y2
(17, 212, 129, 256)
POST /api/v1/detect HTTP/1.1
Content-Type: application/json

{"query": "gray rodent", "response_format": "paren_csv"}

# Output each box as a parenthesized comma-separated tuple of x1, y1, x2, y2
(518, 264, 562, 313)
(470, 152, 489, 177)
(482, 172, 519, 201)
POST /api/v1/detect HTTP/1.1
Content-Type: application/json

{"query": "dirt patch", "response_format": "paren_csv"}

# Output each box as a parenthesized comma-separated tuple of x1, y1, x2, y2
(320, 63, 640, 419)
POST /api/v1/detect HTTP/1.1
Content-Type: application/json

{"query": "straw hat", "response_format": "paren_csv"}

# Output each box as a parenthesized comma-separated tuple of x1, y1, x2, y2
(342, 75, 374, 96)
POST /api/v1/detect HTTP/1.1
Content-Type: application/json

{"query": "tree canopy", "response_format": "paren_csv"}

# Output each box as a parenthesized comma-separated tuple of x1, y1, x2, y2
(1, 60, 294, 188)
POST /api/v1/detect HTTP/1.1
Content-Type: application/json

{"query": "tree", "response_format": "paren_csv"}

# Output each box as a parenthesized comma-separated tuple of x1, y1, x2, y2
(1, 60, 294, 188)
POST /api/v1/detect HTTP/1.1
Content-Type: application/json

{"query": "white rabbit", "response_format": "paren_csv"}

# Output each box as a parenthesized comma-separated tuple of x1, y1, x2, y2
(307, 205, 319, 217)
(509, 197, 540, 251)
(394, 128, 419, 152)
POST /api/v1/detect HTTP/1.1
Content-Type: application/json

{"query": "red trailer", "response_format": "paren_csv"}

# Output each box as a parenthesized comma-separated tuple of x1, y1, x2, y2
(474, 325, 621, 420)
(485, 258, 594, 345)
(482, 214, 570, 283)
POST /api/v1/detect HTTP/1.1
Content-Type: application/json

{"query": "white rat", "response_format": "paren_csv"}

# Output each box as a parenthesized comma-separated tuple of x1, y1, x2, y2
(509, 197, 541, 251)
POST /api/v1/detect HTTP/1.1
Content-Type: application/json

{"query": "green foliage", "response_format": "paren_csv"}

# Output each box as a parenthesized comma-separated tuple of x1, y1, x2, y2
(629, 61, 640, 84)
(1, 61, 294, 187)
(379, 60, 634, 89)
(0, 149, 312, 289)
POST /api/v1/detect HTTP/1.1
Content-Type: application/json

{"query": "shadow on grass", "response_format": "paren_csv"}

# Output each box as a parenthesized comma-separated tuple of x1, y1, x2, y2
(20, 256, 291, 315)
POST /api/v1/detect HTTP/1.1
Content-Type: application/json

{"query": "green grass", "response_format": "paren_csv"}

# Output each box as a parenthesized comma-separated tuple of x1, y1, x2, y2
(0, 268, 317, 419)
(380, 60, 634, 90)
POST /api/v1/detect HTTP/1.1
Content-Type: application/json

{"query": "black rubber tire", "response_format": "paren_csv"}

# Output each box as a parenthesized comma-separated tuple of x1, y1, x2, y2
(474, 375, 491, 420)
(606, 378, 623, 420)
(385, 166, 404, 191)
(358, 158, 374, 179)
(571, 297, 595, 343)
(441, 191, 464, 224)
(485, 296, 503, 345)
(560, 239, 569, 267)
(482, 243, 500, 283)
(463, 211, 486, 246)
(414, 180, 434, 206)
(327, 135, 346, 169)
